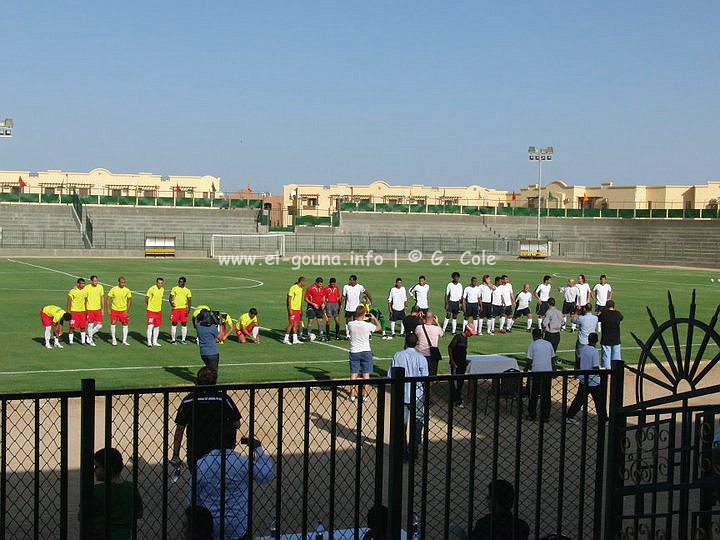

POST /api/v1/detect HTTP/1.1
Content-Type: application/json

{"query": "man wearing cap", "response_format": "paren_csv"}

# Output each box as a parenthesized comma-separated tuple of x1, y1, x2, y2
(448, 323, 477, 407)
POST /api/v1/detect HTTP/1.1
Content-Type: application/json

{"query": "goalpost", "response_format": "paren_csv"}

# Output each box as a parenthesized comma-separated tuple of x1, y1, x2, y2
(210, 233, 287, 258)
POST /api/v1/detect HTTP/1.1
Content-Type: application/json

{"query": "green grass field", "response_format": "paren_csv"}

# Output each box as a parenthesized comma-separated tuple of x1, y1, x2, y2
(1, 256, 718, 393)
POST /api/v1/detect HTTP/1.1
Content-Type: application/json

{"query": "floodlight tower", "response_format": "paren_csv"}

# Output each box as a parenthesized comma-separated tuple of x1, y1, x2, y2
(528, 146, 553, 240)
(0, 118, 13, 138)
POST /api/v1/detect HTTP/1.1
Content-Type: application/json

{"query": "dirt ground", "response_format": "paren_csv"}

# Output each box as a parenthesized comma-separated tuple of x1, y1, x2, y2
(2, 361, 718, 539)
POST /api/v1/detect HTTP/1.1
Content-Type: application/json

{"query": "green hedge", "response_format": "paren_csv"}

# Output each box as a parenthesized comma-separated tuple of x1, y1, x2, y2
(41, 194, 60, 203)
(497, 206, 513, 216)
(80, 195, 97, 205)
(462, 206, 479, 215)
(340, 202, 357, 211)
(410, 204, 426, 213)
(156, 197, 174, 207)
(175, 197, 193, 207)
(357, 202, 374, 212)
(194, 198, 213, 208)
(478, 206, 495, 214)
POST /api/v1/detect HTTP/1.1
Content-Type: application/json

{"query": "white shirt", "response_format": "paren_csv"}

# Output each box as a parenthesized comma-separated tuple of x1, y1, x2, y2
(409, 283, 430, 309)
(342, 283, 366, 311)
(445, 282, 463, 302)
(479, 283, 493, 303)
(593, 283, 612, 306)
(192, 448, 275, 540)
(387, 286, 407, 311)
(535, 283, 551, 302)
(500, 282, 514, 305)
(516, 291, 532, 311)
(527, 339, 555, 372)
(491, 287, 503, 306)
(388, 348, 429, 403)
(347, 320, 377, 352)
(576, 283, 591, 305)
(561, 285, 579, 303)
(463, 285, 481, 303)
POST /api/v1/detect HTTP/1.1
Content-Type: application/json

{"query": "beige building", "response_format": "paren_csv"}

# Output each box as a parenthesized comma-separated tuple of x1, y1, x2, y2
(282, 179, 720, 225)
(0, 168, 221, 199)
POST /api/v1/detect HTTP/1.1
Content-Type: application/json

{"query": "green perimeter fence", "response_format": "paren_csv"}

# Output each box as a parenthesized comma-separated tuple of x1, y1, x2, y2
(0, 192, 264, 209)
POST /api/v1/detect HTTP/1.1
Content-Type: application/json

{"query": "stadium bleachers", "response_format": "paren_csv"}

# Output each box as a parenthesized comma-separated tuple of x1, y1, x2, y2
(0, 203, 86, 248)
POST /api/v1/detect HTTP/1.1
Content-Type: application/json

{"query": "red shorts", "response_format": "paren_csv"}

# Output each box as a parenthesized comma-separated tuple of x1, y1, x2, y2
(70, 311, 87, 329)
(111, 309, 129, 324)
(288, 310, 301, 323)
(146, 310, 162, 326)
(170, 308, 188, 323)
(86, 309, 103, 323)
(40, 309, 54, 327)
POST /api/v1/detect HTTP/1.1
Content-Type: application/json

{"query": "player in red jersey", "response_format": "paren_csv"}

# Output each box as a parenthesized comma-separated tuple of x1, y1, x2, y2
(324, 277, 342, 340)
(304, 277, 327, 341)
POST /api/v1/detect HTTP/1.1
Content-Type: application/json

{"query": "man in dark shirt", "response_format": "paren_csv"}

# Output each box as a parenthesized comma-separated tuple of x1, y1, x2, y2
(448, 323, 476, 407)
(470, 479, 529, 540)
(402, 304, 423, 336)
(598, 300, 623, 369)
(171, 367, 242, 469)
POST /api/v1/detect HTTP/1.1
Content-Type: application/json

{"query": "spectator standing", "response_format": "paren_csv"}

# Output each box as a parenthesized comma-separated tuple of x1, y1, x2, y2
(598, 300, 623, 369)
(347, 306, 381, 402)
(196, 309, 221, 372)
(402, 305, 423, 337)
(573, 306, 599, 367)
(415, 311, 445, 376)
(566, 332, 608, 424)
(448, 323, 477, 407)
(526, 328, 555, 422)
(541, 298, 563, 353)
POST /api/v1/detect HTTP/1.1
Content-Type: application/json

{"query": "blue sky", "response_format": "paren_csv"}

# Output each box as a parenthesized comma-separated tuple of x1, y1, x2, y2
(2, 1, 718, 194)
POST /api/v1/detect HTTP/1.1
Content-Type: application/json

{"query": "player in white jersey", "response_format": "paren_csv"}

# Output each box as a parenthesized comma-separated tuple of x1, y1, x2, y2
(558, 278, 580, 332)
(343, 274, 372, 337)
(498, 274, 515, 332)
(409, 275, 430, 313)
(576, 274, 592, 310)
(443, 272, 464, 334)
(387, 277, 408, 337)
(462, 276, 482, 333)
(534, 275, 552, 329)
(477, 274, 494, 335)
(593, 274, 613, 332)
(488, 276, 504, 335)
(512, 284, 534, 331)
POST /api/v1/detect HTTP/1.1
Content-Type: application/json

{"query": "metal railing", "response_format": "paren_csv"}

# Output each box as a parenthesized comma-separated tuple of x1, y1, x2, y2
(0, 370, 610, 539)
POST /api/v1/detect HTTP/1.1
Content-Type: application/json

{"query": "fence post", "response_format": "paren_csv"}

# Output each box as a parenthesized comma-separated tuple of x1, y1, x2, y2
(603, 360, 625, 539)
(79, 378, 96, 540)
(387, 367, 405, 540)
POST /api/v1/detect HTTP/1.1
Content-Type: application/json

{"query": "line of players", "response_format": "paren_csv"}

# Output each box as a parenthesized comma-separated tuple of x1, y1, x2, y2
(40, 276, 260, 349)
(281, 272, 614, 345)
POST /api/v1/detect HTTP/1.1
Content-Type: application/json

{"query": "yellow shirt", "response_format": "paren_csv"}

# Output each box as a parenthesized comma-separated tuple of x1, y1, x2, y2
(108, 286, 132, 311)
(86, 284, 105, 311)
(288, 284, 304, 311)
(42, 305, 67, 323)
(237, 312, 258, 329)
(68, 287, 88, 312)
(193, 304, 211, 319)
(146, 285, 165, 312)
(170, 286, 192, 309)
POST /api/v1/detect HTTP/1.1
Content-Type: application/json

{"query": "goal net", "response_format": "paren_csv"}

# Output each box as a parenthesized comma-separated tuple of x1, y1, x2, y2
(210, 234, 287, 258)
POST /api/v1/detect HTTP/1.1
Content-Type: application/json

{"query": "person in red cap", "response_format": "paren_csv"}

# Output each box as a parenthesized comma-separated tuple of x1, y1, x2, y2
(448, 322, 477, 407)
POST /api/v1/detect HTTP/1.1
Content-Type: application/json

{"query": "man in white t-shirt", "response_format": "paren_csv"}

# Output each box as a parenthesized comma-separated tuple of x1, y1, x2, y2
(409, 276, 430, 314)
(443, 272, 464, 334)
(526, 328, 555, 422)
(565, 332, 607, 424)
(488, 276, 504, 335)
(534, 275, 552, 330)
(346, 306, 381, 402)
(576, 274, 592, 310)
(478, 275, 494, 335)
(462, 276, 482, 333)
(498, 274, 515, 332)
(387, 277, 408, 338)
(593, 274, 613, 332)
(342, 274, 373, 335)
(511, 283, 534, 332)
(559, 278, 580, 332)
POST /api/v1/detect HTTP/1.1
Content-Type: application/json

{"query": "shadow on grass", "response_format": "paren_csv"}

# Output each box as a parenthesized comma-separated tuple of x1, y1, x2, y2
(164, 366, 196, 383)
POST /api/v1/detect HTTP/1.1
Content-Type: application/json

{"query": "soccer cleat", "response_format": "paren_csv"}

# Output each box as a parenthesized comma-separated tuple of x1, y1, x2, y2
(88, 340, 97, 347)
(171, 340, 178, 345)
(45, 343, 53, 349)
(179, 340, 188, 345)
(147, 342, 152, 348)
(283, 339, 292, 345)
(154, 342, 162, 347)
(55, 343, 64, 349)
(112, 340, 118, 346)
(122, 341, 130, 346)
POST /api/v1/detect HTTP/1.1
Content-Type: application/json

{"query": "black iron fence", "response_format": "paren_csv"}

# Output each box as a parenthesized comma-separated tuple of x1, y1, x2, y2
(1, 370, 611, 539)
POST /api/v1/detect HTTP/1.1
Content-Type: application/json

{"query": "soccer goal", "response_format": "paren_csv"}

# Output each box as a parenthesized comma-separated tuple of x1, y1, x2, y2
(210, 233, 287, 258)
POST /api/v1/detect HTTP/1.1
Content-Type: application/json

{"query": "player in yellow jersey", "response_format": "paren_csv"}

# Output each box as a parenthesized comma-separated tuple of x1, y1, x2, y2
(235, 308, 260, 343)
(284, 276, 306, 345)
(145, 277, 165, 347)
(169, 277, 192, 345)
(107, 276, 132, 346)
(66, 278, 88, 345)
(40, 305, 71, 348)
(85, 275, 105, 346)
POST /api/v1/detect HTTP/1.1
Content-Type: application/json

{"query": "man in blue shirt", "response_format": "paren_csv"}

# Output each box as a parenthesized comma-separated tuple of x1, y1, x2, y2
(196, 309, 220, 372)
(526, 328, 555, 422)
(566, 332, 607, 424)
(573, 306, 599, 368)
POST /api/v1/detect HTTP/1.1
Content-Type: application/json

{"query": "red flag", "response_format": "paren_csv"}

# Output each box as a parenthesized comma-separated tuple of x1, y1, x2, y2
(511, 191, 517, 201)
(175, 184, 182, 193)
(18, 176, 27, 187)
(246, 183, 252, 193)
(582, 192, 589, 203)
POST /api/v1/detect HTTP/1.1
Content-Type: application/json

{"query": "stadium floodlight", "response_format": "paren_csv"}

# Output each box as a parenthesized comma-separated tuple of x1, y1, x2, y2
(528, 146, 554, 240)
(0, 118, 13, 138)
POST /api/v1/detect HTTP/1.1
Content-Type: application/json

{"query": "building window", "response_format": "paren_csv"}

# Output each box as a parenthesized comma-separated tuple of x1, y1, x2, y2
(44, 187, 56, 195)
(413, 198, 426, 206)
(441, 197, 459, 205)
(78, 188, 90, 196)
(111, 189, 122, 197)
(387, 198, 399, 205)
(528, 197, 539, 209)
(143, 190, 156, 198)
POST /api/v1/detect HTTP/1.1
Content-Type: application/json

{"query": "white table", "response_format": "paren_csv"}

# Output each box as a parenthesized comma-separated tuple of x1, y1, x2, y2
(466, 354, 520, 374)
(255, 528, 408, 539)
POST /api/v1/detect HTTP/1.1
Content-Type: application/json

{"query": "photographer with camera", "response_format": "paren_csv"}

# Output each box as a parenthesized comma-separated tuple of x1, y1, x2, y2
(196, 309, 221, 372)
